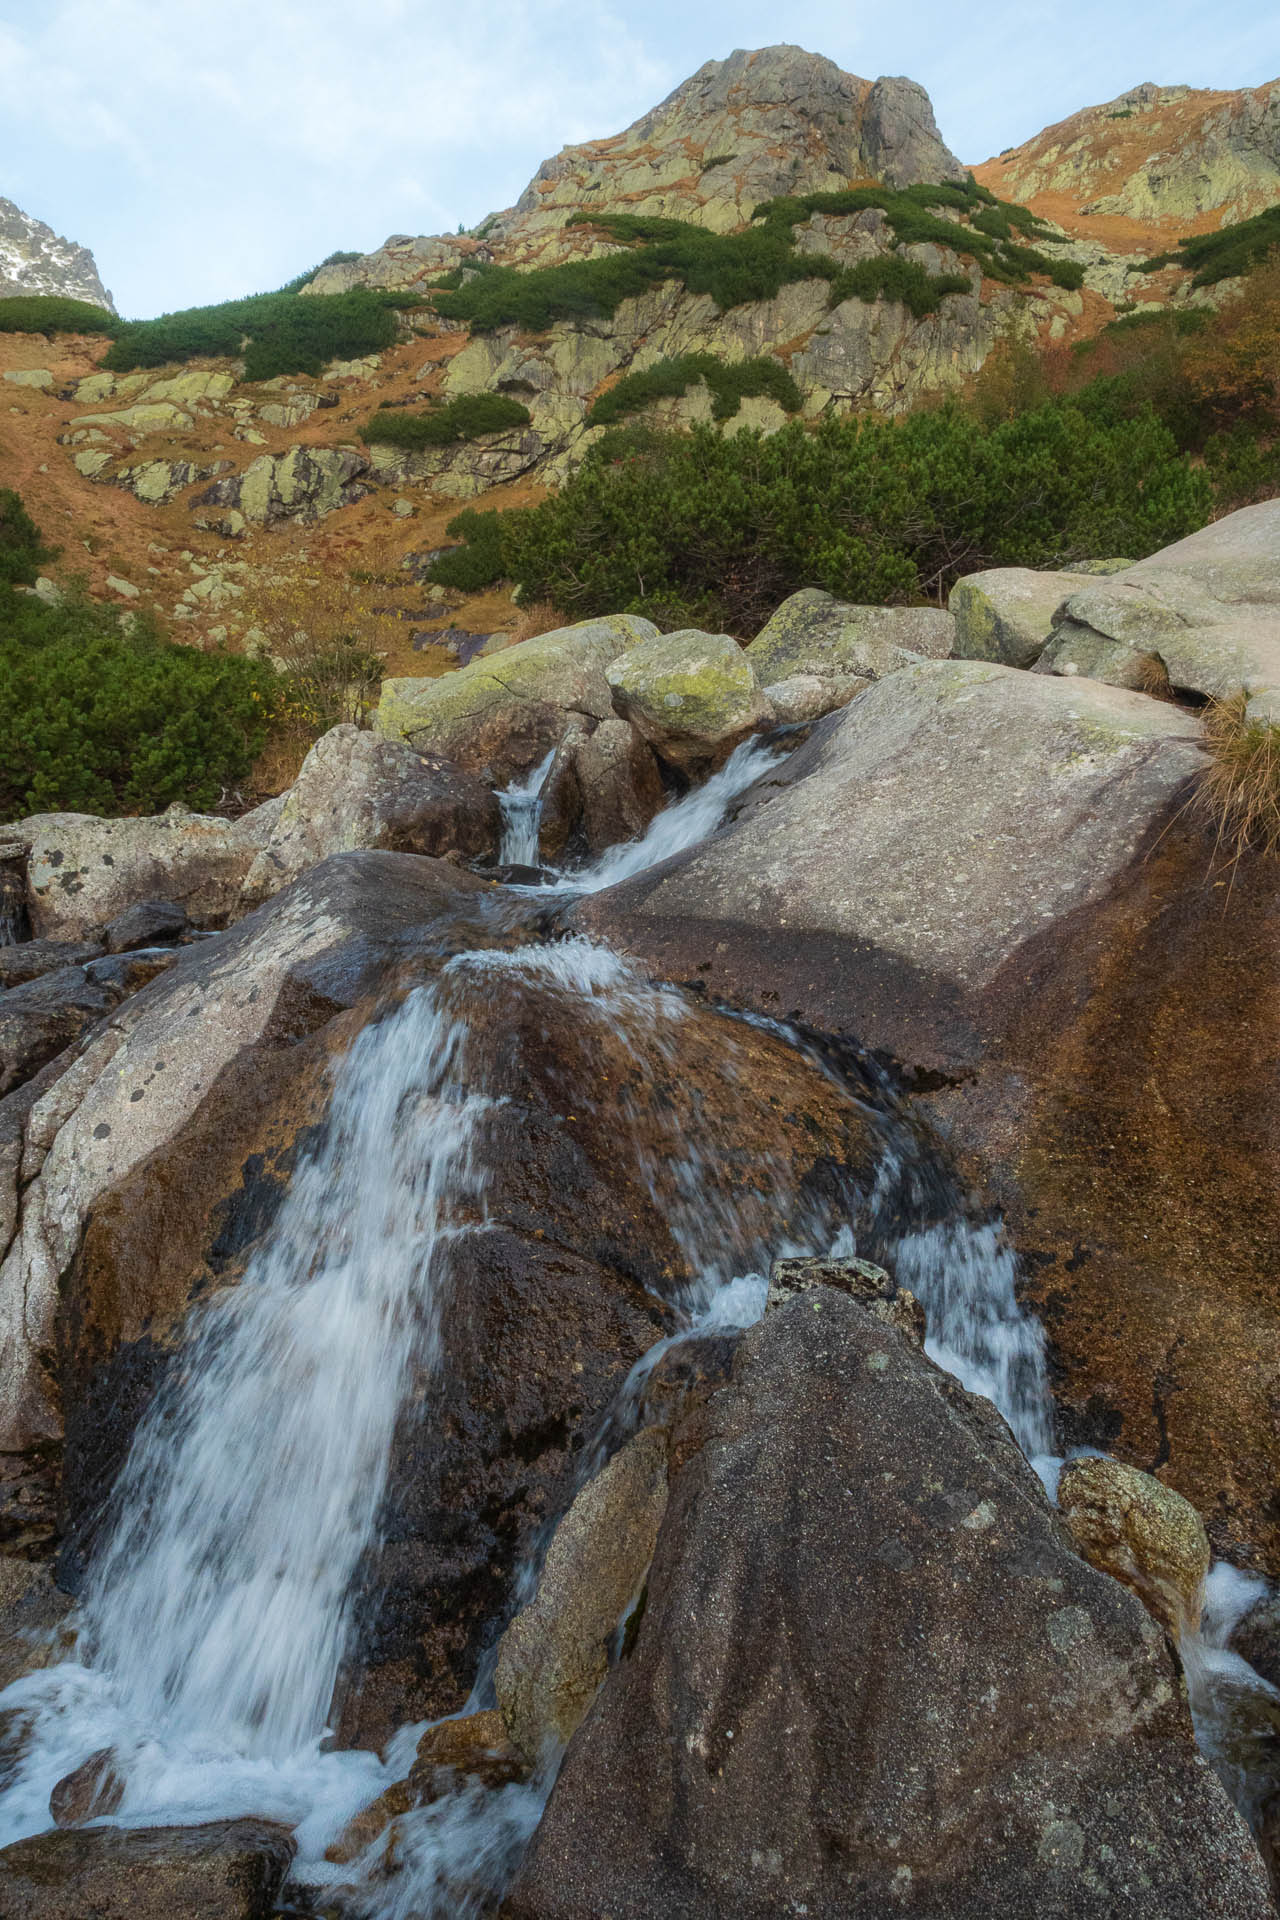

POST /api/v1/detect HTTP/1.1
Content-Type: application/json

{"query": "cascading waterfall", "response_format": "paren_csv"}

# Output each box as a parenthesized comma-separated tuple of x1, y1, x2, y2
(0, 729, 1118, 1917)
(496, 750, 557, 867)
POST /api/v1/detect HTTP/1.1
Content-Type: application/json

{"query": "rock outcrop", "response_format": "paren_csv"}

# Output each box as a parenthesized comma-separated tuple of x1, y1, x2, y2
(240, 725, 500, 901)
(605, 629, 775, 772)
(1034, 499, 1280, 723)
(508, 1293, 1272, 1917)
(1058, 1455, 1211, 1637)
(0, 196, 113, 309)
(192, 446, 372, 527)
(0, 1820, 294, 1920)
(375, 615, 657, 786)
(9, 803, 281, 943)
(975, 80, 1280, 253)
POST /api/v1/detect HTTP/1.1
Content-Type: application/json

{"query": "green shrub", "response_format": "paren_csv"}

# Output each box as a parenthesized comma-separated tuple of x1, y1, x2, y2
(1141, 208, 1280, 285)
(456, 402, 1212, 632)
(361, 392, 531, 448)
(0, 592, 278, 816)
(0, 489, 55, 586)
(826, 255, 971, 317)
(103, 280, 410, 380)
(423, 508, 506, 590)
(427, 183, 1050, 338)
(588, 353, 802, 426)
(0, 294, 120, 336)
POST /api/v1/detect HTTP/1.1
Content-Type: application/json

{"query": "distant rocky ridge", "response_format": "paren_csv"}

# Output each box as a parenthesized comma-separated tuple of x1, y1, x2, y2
(0, 197, 113, 311)
(975, 79, 1280, 251)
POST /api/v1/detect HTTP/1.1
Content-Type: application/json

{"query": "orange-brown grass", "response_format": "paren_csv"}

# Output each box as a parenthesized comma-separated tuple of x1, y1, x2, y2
(507, 599, 569, 644)
(1194, 692, 1280, 859)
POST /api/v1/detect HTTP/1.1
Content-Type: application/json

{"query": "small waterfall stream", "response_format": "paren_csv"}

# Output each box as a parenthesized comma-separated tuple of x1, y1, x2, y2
(4, 723, 1257, 1915)
(495, 750, 556, 867)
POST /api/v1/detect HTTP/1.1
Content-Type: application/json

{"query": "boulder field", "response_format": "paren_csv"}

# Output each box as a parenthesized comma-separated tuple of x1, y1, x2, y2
(0, 501, 1277, 1912)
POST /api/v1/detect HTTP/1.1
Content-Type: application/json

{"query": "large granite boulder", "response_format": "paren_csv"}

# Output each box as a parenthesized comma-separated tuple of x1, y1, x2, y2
(0, 1820, 293, 1920)
(605, 630, 774, 773)
(949, 566, 1081, 668)
(241, 724, 500, 902)
(746, 587, 954, 684)
(11, 802, 281, 942)
(374, 616, 656, 786)
(579, 659, 1206, 1055)
(1035, 500, 1280, 722)
(509, 1294, 1271, 1917)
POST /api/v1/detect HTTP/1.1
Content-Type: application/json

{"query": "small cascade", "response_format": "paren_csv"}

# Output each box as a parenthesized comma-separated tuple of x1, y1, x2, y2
(496, 750, 557, 867)
(555, 735, 784, 895)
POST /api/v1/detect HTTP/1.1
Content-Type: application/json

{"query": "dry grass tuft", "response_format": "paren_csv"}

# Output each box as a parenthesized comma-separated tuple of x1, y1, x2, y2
(1194, 692, 1280, 859)
(507, 600, 568, 646)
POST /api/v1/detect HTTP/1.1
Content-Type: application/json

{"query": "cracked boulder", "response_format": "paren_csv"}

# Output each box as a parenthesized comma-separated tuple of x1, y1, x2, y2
(508, 1293, 1272, 1918)
(374, 615, 658, 786)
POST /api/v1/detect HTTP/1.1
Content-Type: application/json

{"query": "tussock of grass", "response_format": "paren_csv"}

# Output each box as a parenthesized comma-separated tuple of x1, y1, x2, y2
(1195, 692, 1280, 857)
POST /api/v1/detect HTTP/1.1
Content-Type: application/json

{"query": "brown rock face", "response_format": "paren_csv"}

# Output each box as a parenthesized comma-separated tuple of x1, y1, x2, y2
(335, 948, 877, 1741)
(49, 1746, 124, 1826)
(1058, 1455, 1211, 1637)
(508, 1295, 1271, 1918)
(0, 1819, 294, 1920)
(495, 1424, 669, 1760)
(574, 659, 1280, 1573)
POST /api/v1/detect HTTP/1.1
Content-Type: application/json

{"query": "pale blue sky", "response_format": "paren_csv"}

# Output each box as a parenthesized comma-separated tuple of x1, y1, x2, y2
(0, 0, 1275, 317)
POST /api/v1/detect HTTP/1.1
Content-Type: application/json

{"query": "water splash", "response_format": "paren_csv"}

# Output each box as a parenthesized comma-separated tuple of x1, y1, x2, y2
(497, 750, 557, 867)
(555, 735, 784, 895)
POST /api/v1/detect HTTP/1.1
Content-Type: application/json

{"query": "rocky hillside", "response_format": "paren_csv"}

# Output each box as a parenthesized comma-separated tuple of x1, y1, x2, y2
(974, 78, 1280, 252)
(0, 196, 113, 310)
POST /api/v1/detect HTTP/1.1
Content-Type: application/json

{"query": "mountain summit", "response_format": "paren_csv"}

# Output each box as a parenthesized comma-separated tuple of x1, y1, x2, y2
(0, 196, 114, 310)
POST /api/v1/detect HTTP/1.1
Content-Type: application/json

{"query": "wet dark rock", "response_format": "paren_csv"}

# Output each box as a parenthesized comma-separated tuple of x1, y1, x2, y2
(326, 1709, 526, 1864)
(0, 952, 171, 1098)
(0, 1555, 73, 1688)
(0, 1819, 294, 1919)
(574, 657, 1280, 1574)
(1233, 1597, 1280, 1695)
(3, 852, 491, 1459)
(102, 898, 191, 952)
(767, 1252, 926, 1342)
(509, 1295, 1273, 1919)
(0, 940, 104, 991)
(49, 1745, 125, 1825)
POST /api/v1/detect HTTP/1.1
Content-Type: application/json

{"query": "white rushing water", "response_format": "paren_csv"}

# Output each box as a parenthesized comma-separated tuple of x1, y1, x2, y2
(553, 734, 784, 895)
(496, 749, 557, 867)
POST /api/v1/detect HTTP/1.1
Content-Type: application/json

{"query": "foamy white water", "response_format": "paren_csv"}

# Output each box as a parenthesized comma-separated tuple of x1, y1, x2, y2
(497, 749, 557, 867)
(556, 734, 783, 895)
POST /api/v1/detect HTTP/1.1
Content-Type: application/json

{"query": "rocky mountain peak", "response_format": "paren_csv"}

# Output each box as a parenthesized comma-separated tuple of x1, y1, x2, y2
(309, 46, 964, 291)
(973, 76, 1280, 251)
(0, 196, 114, 311)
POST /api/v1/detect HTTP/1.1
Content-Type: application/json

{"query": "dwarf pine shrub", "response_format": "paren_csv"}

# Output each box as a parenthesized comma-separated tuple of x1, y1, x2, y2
(588, 354, 802, 427)
(438, 402, 1211, 632)
(0, 495, 278, 815)
(0, 295, 120, 336)
(103, 276, 412, 380)
(361, 393, 531, 448)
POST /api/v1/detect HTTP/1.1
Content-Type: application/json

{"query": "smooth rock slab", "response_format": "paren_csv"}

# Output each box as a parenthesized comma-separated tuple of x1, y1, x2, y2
(509, 1296, 1272, 1919)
